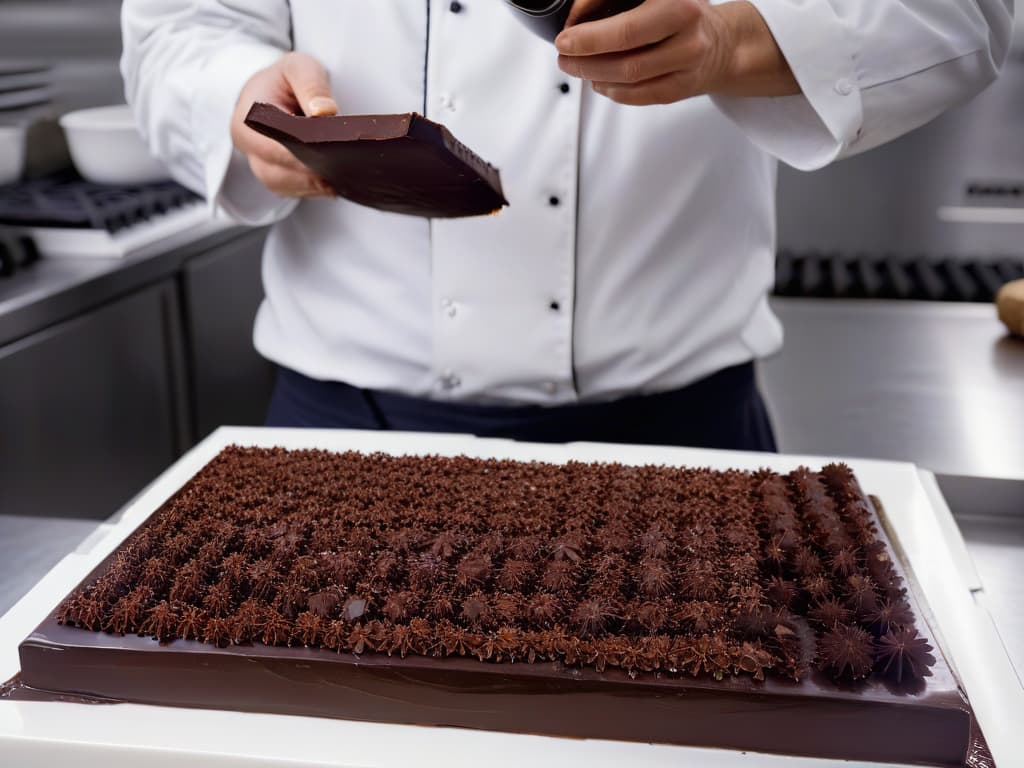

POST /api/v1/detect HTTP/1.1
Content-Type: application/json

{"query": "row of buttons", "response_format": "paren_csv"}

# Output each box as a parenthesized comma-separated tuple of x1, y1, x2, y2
(439, 86, 570, 113)
(439, 370, 559, 395)
(446, 1, 573, 96)
(443, 0, 572, 205)
(440, 297, 562, 315)
(439, 1, 568, 397)
(438, 296, 564, 393)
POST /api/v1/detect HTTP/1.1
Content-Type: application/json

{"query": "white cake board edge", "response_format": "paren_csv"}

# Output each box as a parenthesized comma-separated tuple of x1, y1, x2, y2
(1, 427, 1021, 768)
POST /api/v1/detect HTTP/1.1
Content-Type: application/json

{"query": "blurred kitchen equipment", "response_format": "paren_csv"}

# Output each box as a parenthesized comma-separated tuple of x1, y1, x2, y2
(504, 0, 575, 40)
(0, 61, 53, 118)
(774, 251, 1024, 303)
(59, 105, 169, 185)
(0, 87, 51, 112)
(0, 125, 27, 184)
(0, 174, 228, 258)
(504, 0, 643, 41)
(775, 14, 1024, 294)
(0, 71, 50, 94)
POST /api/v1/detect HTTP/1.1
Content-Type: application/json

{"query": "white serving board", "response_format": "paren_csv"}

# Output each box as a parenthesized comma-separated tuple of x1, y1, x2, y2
(1, 427, 1021, 768)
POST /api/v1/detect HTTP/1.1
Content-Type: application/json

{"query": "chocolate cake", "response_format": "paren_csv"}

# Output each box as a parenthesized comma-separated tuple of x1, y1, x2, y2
(9, 447, 988, 765)
(244, 103, 508, 218)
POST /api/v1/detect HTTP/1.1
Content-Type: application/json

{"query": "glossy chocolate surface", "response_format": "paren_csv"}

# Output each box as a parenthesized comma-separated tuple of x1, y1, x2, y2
(18, 616, 985, 766)
(244, 103, 507, 218)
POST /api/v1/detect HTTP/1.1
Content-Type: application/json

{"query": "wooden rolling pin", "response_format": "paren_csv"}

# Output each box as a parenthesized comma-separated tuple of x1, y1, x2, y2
(997, 278, 1024, 337)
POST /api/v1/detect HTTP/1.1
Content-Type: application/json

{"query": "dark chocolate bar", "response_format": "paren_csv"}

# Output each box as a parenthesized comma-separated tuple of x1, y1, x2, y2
(243, 103, 507, 218)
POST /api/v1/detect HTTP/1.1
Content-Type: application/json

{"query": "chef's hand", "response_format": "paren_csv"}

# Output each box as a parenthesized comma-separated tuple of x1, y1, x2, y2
(231, 52, 338, 198)
(555, 0, 799, 106)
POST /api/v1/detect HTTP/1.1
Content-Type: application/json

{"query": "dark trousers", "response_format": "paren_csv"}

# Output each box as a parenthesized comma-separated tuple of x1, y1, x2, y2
(266, 362, 777, 452)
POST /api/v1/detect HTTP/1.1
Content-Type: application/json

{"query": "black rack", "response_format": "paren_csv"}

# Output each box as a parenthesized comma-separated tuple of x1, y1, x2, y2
(0, 174, 200, 234)
(774, 251, 1024, 303)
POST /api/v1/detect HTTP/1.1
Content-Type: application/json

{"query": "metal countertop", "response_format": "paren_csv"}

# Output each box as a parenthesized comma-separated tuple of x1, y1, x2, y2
(762, 298, 1024, 482)
(5, 267, 1019, 481)
(0, 227, 247, 348)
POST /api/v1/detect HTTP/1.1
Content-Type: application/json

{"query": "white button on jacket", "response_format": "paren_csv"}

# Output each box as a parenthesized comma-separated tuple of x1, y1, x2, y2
(122, 0, 1012, 405)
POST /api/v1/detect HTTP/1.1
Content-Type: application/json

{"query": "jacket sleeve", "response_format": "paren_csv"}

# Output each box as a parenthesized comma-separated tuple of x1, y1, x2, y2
(712, 0, 1014, 171)
(121, 0, 298, 223)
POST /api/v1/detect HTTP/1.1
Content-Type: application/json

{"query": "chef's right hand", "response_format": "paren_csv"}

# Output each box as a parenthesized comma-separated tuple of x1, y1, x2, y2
(231, 52, 338, 198)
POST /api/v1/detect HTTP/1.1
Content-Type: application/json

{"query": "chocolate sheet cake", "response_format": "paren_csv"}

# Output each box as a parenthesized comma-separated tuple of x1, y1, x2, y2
(11, 447, 987, 765)
(244, 103, 508, 218)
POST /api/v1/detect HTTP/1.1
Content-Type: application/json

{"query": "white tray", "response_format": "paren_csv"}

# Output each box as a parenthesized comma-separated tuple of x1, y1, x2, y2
(1, 427, 1021, 768)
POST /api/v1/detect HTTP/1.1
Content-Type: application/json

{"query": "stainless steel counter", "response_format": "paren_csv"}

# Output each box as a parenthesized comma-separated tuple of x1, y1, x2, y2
(0, 514, 98, 617)
(0, 228, 247, 348)
(761, 298, 1024, 481)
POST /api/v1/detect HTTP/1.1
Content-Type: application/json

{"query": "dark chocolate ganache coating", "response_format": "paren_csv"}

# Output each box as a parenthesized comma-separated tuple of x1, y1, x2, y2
(12, 447, 985, 766)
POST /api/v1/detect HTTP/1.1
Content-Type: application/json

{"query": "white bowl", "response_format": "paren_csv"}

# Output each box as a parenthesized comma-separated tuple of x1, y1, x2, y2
(59, 105, 169, 185)
(0, 124, 26, 185)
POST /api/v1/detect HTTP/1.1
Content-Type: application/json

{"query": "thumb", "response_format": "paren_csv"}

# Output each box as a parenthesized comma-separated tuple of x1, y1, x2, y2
(281, 52, 338, 117)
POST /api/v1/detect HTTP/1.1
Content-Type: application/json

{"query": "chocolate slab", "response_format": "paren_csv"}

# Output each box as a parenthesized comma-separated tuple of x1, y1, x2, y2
(9, 449, 989, 766)
(244, 103, 507, 218)
(17, 618, 978, 766)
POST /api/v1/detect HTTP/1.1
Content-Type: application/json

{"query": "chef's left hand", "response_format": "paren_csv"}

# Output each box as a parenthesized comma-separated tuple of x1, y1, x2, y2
(555, 0, 800, 106)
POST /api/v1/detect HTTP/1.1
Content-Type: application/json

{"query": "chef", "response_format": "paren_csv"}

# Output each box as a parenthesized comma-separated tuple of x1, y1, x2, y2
(121, 0, 1011, 450)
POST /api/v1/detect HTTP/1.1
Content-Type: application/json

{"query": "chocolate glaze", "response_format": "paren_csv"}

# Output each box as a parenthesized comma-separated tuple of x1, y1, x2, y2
(17, 620, 974, 766)
(243, 103, 507, 218)
(9, 448, 990, 766)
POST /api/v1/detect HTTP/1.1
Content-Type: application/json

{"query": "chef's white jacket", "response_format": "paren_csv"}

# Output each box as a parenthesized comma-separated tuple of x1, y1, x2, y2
(121, 0, 1012, 404)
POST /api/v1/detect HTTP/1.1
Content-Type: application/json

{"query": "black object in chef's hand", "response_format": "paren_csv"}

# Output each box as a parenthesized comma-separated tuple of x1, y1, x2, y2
(244, 103, 507, 219)
(505, 0, 644, 41)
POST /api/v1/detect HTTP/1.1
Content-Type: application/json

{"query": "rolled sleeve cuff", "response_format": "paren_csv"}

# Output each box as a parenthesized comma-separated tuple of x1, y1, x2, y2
(711, 0, 864, 171)
(191, 42, 298, 225)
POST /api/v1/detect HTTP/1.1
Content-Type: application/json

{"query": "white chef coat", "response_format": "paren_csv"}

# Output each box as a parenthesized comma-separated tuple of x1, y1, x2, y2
(121, 0, 1012, 405)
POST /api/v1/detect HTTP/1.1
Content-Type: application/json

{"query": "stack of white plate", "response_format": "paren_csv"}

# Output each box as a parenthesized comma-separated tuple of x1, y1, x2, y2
(0, 61, 52, 184)
(0, 61, 52, 114)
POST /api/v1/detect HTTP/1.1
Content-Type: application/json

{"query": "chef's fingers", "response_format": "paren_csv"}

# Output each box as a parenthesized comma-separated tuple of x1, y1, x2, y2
(558, 33, 705, 83)
(564, 0, 612, 28)
(556, 0, 700, 56)
(249, 156, 334, 198)
(281, 52, 339, 117)
(591, 71, 697, 105)
(235, 128, 309, 175)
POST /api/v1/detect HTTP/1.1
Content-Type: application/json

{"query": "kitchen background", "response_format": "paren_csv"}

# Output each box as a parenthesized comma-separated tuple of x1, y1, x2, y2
(0, 1, 1021, 515)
